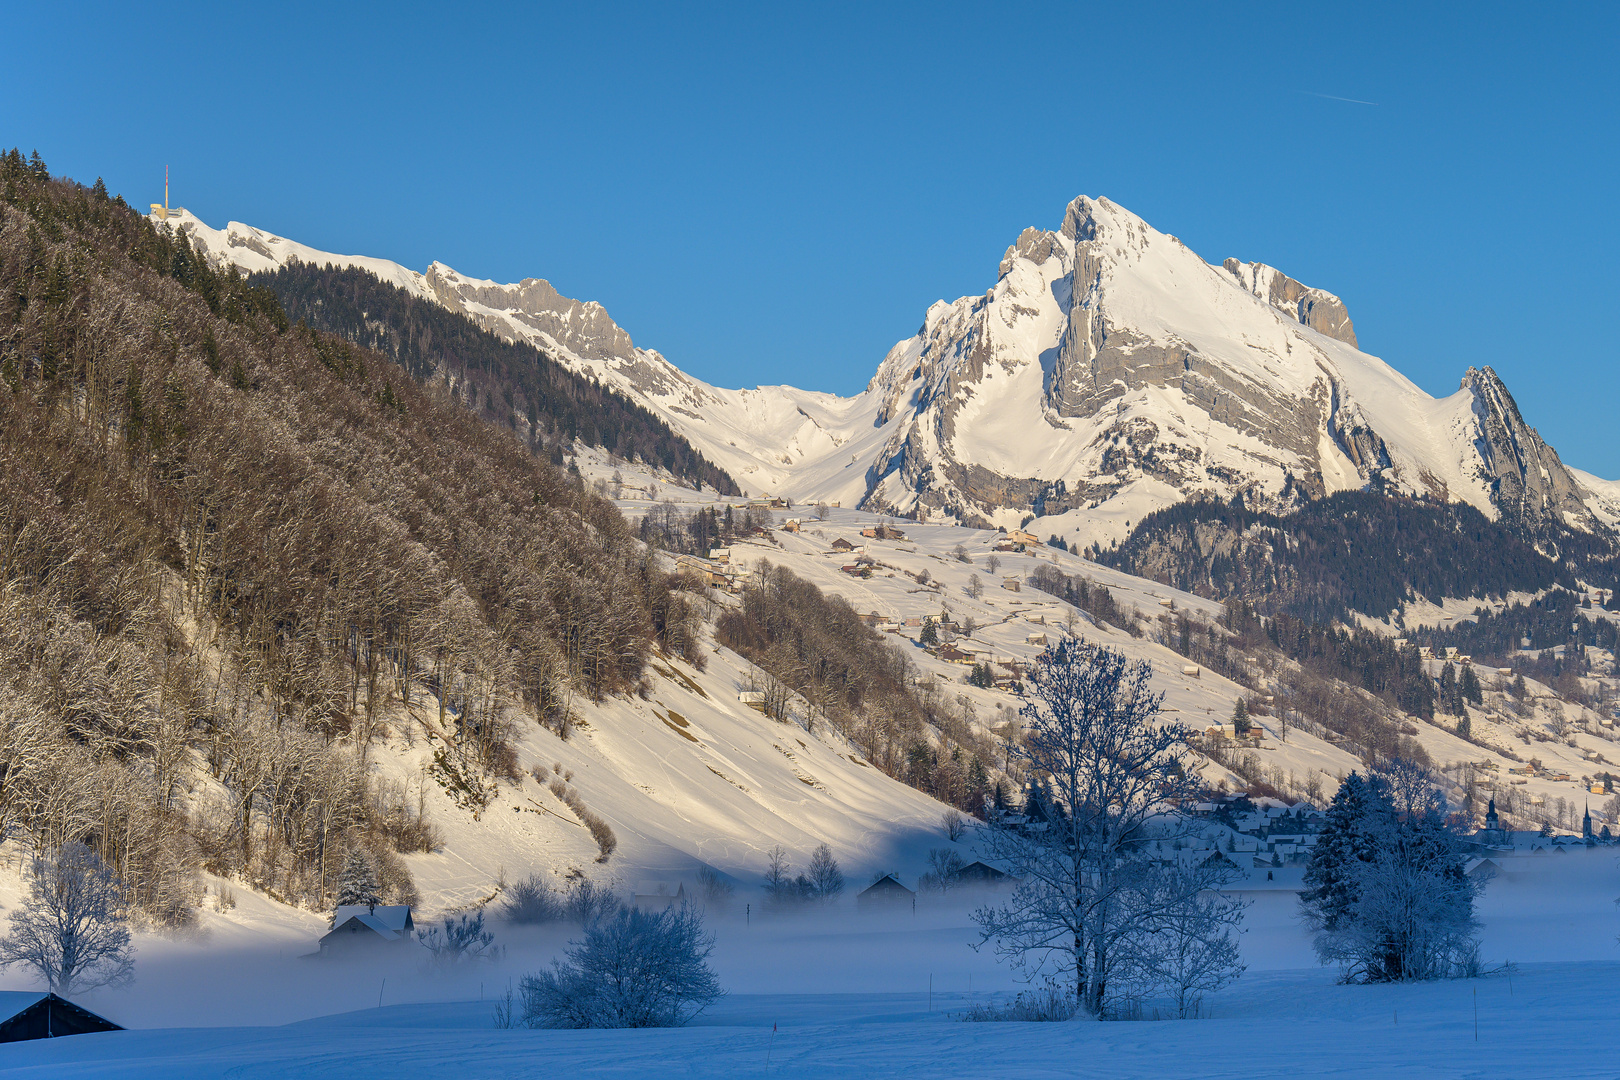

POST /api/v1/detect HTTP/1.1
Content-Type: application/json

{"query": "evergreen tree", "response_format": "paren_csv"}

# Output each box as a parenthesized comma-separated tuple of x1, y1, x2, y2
(1232, 698, 1250, 737)
(1300, 773, 1376, 933)
(1304, 769, 1480, 982)
(920, 620, 939, 647)
(1510, 674, 1528, 700)
(1459, 665, 1484, 707)
(1438, 662, 1458, 716)
(335, 849, 382, 911)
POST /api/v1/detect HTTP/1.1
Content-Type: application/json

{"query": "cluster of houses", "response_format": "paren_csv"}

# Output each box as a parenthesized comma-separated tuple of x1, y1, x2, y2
(1167, 795, 1328, 873)
(1476, 797, 1612, 851)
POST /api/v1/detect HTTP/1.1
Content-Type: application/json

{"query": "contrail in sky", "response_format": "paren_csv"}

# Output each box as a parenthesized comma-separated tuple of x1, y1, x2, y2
(1295, 90, 1379, 106)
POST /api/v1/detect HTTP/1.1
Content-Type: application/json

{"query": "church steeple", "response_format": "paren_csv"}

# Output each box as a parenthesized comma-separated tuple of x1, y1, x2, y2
(1584, 803, 1595, 844)
(1485, 796, 1499, 834)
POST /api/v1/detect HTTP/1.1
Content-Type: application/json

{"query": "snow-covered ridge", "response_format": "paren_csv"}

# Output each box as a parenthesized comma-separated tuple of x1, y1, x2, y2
(158, 199, 1615, 547)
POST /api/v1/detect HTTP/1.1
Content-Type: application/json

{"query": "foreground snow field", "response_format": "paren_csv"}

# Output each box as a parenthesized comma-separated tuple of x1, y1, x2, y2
(3, 848, 1615, 1078)
(3, 965, 1615, 1079)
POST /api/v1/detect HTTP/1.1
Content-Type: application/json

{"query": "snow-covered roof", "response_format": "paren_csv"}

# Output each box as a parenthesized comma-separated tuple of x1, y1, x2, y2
(327, 914, 401, 941)
(333, 904, 412, 932)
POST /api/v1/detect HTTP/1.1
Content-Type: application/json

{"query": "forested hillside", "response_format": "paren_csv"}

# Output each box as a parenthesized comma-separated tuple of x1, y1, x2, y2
(1095, 491, 1593, 625)
(714, 561, 997, 812)
(252, 262, 739, 494)
(0, 151, 684, 922)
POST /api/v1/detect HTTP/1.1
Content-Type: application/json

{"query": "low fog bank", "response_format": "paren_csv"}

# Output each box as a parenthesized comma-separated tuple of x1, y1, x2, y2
(8, 848, 1614, 1032)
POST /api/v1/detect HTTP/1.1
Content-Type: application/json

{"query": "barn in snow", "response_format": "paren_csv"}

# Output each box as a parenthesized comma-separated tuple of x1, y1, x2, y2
(0, 992, 122, 1042)
(319, 904, 416, 954)
(857, 874, 916, 910)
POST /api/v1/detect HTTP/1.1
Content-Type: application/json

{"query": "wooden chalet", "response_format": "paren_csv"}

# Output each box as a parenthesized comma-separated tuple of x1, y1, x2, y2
(955, 861, 1012, 886)
(633, 883, 688, 910)
(857, 874, 916, 909)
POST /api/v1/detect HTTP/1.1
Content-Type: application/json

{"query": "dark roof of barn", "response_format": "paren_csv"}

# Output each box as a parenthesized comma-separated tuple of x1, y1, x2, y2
(859, 874, 915, 896)
(0, 992, 122, 1042)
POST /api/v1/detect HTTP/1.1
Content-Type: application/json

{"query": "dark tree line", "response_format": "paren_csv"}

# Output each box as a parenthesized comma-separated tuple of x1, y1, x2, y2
(1262, 615, 1440, 720)
(1026, 565, 1129, 632)
(638, 501, 771, 556)
(1426, 588, 1620, 662)
(251, 262, 739, 494)
(0, 150, 678, 917)
(1096, 491, 1582, 624)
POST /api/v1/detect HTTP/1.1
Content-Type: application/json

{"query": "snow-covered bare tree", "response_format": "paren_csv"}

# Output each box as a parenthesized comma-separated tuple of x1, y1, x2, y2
(499, 875, 563, 924)
(920, 847, 965, 892)
(763, 846, 796, 908)
(519, 904, 723, 1028)
(0, 843, 134, 994)
(561, 879, 622, 926)
(420, 910, 498, 966)
(1302, 767, 1482, 982)
(695, 867, 734, 910)
(1115, 859, 1246, 1017)
(973, 640, 1207, 1016)
(806, 843, 844, 903)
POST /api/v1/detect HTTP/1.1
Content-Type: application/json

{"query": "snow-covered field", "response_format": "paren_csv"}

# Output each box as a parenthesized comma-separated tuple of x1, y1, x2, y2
(3, 848, 1615, 1077)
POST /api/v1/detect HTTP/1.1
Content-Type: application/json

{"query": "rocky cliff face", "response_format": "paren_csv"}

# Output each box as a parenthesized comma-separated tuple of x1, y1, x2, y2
(1221, 258, 1358, 347)
(1464, 366, 1596, 530)
(423, 264, 638, 363)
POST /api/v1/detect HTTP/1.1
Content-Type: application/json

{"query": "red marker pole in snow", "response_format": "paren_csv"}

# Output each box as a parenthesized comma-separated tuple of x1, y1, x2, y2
(765, 1022, 776, 1073)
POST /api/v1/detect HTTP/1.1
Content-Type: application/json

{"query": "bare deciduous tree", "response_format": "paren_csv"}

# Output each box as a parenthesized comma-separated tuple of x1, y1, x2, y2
(1114, 860, 1246, 1017)
(420, 910, 499, 966)
(0, 843, 134, 994)
(807, 844, 844, 903)
(973, 641, 1212, 1016)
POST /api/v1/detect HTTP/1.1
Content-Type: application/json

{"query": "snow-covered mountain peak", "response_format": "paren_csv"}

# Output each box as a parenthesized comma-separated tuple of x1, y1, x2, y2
(422, 263, 638, 363)
(853, 195, 1607, 544)
(157, 199, 1612, 546)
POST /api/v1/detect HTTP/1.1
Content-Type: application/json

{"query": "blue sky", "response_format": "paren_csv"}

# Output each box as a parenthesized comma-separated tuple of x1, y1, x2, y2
(7, 2, 1618, 473)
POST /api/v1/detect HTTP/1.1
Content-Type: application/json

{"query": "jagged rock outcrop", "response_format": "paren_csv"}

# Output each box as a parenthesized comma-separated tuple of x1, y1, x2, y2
(1465, 366, 1595, 530)
(851, 195, 1607, 546)
(423, 264, 637, 363)
(1221, 258, 1358, 347)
